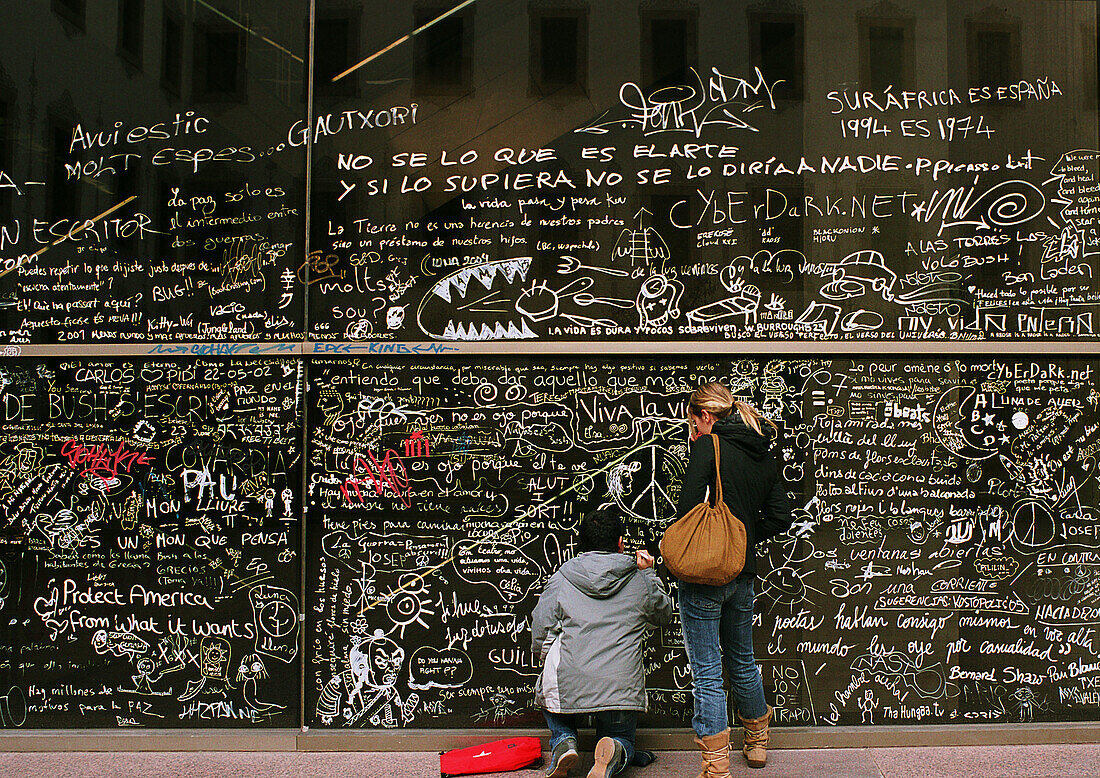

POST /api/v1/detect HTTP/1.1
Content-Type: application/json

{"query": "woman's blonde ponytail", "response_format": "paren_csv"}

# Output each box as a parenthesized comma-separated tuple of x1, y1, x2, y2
(733, 400, 778, 437)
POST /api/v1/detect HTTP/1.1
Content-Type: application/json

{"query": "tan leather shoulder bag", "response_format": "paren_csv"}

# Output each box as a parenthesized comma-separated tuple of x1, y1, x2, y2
(660, 434, 747, 586)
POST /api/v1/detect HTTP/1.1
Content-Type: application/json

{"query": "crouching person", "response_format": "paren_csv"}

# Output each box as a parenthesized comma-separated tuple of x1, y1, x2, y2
(531, 508, 674, 778)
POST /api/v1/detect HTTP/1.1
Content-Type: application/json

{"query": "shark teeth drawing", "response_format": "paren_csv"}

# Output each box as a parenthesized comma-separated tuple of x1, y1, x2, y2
(440, 319, 537, 341)
(428, 257, 531, 303)
(418, 257, 537, 340)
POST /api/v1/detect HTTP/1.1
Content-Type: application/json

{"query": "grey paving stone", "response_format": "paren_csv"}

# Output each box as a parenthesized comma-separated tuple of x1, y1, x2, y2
(872, 744, 1100, 778)
(0, 746, 1098, 778)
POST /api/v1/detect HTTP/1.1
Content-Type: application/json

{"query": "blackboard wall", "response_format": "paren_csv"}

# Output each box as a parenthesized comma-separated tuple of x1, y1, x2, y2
(1, 0, 1099, 733)
(3, 355, 1100, 729)
(303, 356, 1100, 728)
(1, 358, 302, 727)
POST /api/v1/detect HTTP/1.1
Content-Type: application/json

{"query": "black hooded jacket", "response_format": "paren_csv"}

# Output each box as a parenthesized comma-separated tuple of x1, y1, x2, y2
(674, 416, 794, 579)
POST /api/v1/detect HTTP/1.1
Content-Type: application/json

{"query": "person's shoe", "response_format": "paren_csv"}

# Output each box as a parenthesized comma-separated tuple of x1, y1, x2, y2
(587, 736, 625, 778)
(739, 705, 774, 769)
(693, 728, 731, 778)
(546, 737, 579, 777)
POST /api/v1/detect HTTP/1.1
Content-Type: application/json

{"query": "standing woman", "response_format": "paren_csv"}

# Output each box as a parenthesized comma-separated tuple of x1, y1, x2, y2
(674, 383, 794, 774)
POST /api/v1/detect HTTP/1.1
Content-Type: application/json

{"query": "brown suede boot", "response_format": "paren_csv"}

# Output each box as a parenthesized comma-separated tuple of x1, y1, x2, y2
(693, 728, 731, 778)
(739, 705, 773, 769)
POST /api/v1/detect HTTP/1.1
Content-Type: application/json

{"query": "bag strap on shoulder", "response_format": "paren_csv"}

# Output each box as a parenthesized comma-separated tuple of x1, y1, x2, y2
(710, 433, 722, 506)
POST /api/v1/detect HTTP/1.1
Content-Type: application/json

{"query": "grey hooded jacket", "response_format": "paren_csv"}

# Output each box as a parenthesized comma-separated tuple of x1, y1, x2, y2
(531, 551, 674, 713)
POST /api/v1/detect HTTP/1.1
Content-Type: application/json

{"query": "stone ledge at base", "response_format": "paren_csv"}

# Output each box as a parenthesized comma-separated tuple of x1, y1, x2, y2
(1, 723, 1100, 752)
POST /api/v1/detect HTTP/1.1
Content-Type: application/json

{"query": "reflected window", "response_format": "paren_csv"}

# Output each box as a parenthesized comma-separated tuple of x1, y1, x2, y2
(644, 191, 693, 270)
(52, 0, 86, 30)
(536, 163, 582, 259)
(0, 97, 12, 216)
(309, 178, 350, 260)
(530, 10, 588, 96)
(749, 182, 805, 301)
(116, 160, 141, 203)
(641, 12, 697, 91)
(113, 162, 142, 251)
(414, 5, 473, 94)
(967, 17, 1020, 88)
(194, 22, 247, 101)
(315, 14, 360, 98)
(856, 185, 909, 257)
(860, 19, 913, 93)
(750, 13, 804, 101)
(156, 175, 182, 257)
(49, 118, 80, 220)
(162, 8, 183, 96)
(1084, 25, 1097, 108)
(117, 0, 144, 68)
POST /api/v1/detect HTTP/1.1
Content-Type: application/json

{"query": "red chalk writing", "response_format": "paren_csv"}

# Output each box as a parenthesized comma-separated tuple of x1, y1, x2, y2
(402, 431, 430, 458)
(60, 439, 153, 486)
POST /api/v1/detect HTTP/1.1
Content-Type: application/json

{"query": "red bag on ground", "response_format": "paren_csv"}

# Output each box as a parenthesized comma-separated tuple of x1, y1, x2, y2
(439, 736, 542, 776)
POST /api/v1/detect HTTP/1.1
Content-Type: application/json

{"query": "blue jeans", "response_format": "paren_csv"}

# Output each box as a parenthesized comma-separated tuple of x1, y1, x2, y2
(679, 576, 767, 737)
(544, 710, 635, 773)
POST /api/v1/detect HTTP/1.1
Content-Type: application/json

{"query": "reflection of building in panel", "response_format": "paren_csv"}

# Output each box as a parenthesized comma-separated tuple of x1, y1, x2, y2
(7, 0, 1087, 343)
(1, 2, 308, 342)
(52, 0, 86, 31)
(750, 8, 804, 101)
(316, 0, 1095, 308)
(3, 1, 305, 226)
(859, 5, 915, 93)
(315, 10, 362, 99)
(414, 4, 475, 95)
(193, 18, 248, 103)
(116, 0, 145, 70)
(966, 6, 1021, 88)
(0, 84, 14, 216)
(640, 7, 698, 91)
(161, 5, 184, 96)
(529, 7, 589, 96)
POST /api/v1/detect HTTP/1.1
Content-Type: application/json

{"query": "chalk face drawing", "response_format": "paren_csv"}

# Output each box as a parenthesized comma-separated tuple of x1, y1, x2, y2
(305, 357, 1100, 728)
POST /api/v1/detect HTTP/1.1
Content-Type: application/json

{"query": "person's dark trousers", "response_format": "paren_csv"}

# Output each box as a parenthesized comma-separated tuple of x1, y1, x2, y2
(544, 710, 636, 773)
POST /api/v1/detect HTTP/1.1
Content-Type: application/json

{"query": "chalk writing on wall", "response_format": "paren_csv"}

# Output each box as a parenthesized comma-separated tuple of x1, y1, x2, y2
(305, 357, 1100, 728)
(0, 359, 301, 727)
